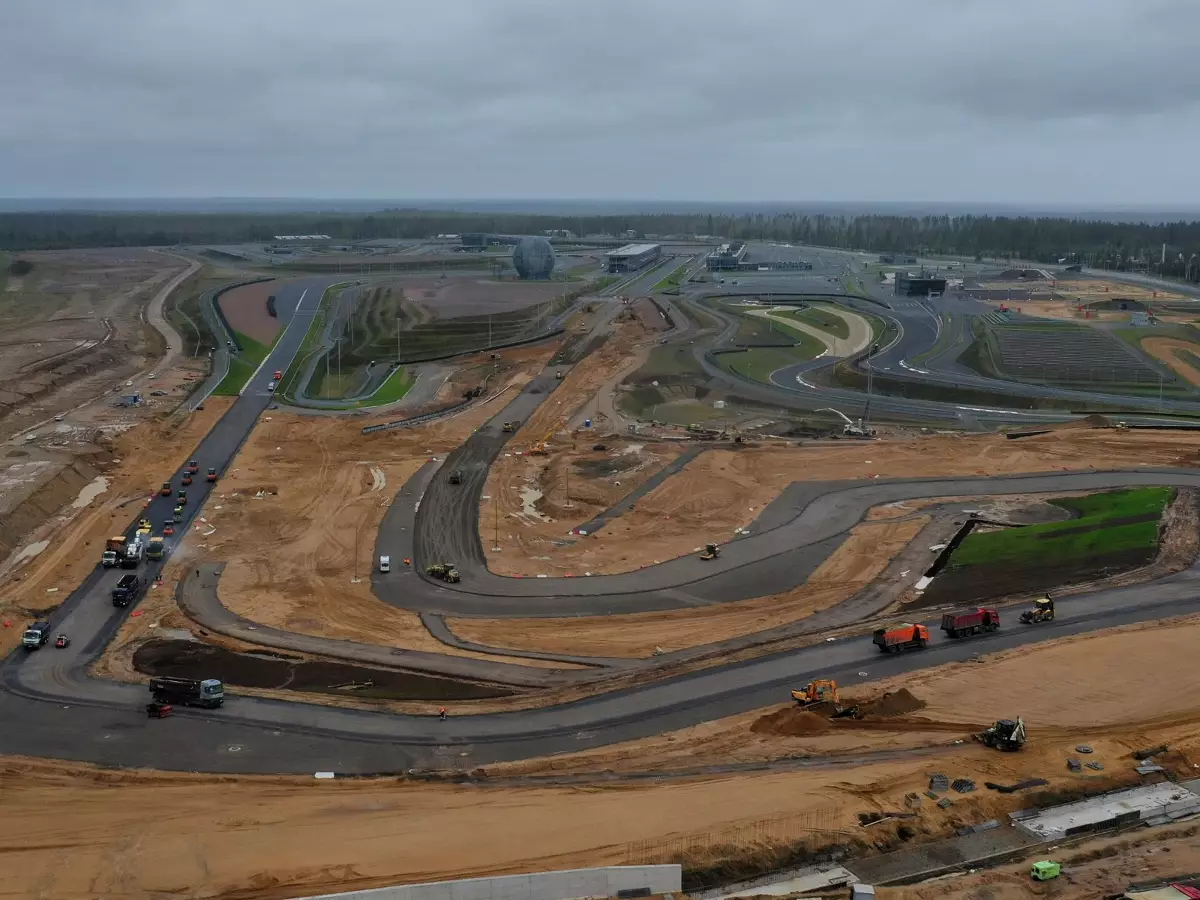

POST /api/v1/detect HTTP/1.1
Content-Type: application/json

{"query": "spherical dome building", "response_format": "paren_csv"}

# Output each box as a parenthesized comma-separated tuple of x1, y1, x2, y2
(512, 237, 556, 280)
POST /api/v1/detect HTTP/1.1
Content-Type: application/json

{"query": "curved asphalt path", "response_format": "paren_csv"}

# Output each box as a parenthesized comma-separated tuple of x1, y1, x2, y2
(5, 256, 1200, 773)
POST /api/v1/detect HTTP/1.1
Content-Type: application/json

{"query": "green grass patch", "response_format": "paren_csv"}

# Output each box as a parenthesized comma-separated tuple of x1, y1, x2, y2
(362, 366, 415, 405)
(213, 330, 275, 395)
(717, 346, 815, 384)
(950, 486, 1174, 569)
(652, 262, 691, 293)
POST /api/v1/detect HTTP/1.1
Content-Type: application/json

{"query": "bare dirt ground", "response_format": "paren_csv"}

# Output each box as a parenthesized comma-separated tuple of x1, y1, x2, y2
(392, 276, 565, 318)
(0, 739, 1161, 900)
(481, 427, 1200, 577)
(482, 309, 669, 576)
(0, 249, 191, 443)
(218, 279, 281, 344)
(98, 346, 565, 678)
(1004, 298, 1129, 322)
(884, 824, 1200, 900)
(1140, 336, 1200, 387)
(484, 614, 1200, 778)
(0, 399, 233, 654)
(451, 516, 927, 657)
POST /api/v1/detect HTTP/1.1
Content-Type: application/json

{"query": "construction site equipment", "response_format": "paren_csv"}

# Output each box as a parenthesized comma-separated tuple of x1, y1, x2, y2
(136, 518, 152, 536)
(872, 623, 929, 653)
(173, 506, 183, 522)
(788, 679, 859, 717)
(150, 676, 224, 709)
(699, 543, 720, 561)
(177, 490, 188, 505)
(426, 562, 460, 583)
(22, 621, 50, 651)
(102, 536, 128, 568)
(206, 467, 217, 482)
(461, 386, 484, 399)
(182, 472, 193, 486)
(1029, 861, 1060, 881)
(160, 482, 172, 496)
(1019, 595, 1055, 624)
(941, 608, 1000, 638)
(162, 521, 175, 536)
(502, 421, 516, 433)
(529, 417, 566, 455)
(112, 573, 141, 607)
(817, 407, 876, 438)
(186, 460, 199, 474)
(120, 537, 144, 569)
(555, 370, 564, 380)
(146, 537, 165, 560)
(975, 717, 1027, 752)
(448, 469, 463, 485)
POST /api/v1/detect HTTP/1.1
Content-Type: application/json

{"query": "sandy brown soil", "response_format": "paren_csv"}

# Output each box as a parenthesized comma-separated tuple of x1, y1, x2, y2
(482, 312, 670, 576)
(451, 516, 927, 658)
(883, 823, 1200, 900)
(482, 427, 1200, 577)
(484, 614, 1200, 779)
(0, 743, 1150, 900)
(1141, 336, 1200, 387)
(1004, 298, 1127, 322)
(397, 276, 566, 319)
(0, 248, 189, 442)
(99, 347, 568, 677)
(218, 279, 281, 344)
(0, 399, 233, 654)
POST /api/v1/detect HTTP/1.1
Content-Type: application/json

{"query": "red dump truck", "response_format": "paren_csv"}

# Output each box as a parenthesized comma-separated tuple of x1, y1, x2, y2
(872, 623, 929, 653)
(941, 608, 1001, 638)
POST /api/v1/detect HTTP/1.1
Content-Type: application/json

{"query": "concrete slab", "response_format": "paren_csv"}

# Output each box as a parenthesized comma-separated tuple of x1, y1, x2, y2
(1012, 783, 1200, 840)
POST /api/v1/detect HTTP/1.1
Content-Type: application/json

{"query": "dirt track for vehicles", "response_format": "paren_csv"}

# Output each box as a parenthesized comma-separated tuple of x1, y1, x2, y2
(218, 280, 281, 344)
(98, 345, 565, 679)
(1141, 336, 1200, 387)
(398, 276, 565, 318)
(482, 427, 1200, 577)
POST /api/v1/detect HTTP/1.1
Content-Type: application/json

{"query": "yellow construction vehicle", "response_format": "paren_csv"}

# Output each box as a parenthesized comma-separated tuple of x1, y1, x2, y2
(699, 543, 720, 560)
(790, 679, 861, 717)
(528, 417, 566, 455)
(1020, 594, 1055, 624)
(502, 421, 516, 433)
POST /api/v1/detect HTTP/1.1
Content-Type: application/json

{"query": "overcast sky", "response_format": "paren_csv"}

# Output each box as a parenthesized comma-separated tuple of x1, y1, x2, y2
(2, 0, 1198, 204)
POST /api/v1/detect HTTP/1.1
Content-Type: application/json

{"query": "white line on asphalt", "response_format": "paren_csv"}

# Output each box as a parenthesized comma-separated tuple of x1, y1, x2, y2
(241, 287, 308, 396)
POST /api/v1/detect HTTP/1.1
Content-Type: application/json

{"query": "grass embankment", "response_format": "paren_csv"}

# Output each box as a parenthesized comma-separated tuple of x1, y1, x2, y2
(652, 262, 691, 294)
(214, 331, 275, 396)
(916, 487, 1175, 607)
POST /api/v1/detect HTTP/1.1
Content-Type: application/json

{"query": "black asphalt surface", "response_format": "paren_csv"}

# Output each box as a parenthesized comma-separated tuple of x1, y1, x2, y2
(6, 255, 1200, 775)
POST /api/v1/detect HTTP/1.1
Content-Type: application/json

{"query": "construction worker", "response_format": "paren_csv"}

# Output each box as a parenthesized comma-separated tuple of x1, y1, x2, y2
(403, 557, 412, 567)
(439, 706, 447, 721)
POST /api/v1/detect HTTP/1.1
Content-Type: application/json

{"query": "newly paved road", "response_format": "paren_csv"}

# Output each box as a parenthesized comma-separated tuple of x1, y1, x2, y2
(5, 258, 1200, 775)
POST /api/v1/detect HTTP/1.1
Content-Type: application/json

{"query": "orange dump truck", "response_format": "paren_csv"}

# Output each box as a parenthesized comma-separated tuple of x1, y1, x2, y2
(872, 623, 929, 654)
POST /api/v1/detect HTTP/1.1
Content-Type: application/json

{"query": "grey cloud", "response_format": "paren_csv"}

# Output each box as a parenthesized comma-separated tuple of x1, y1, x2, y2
(1, 0, 1198, 202)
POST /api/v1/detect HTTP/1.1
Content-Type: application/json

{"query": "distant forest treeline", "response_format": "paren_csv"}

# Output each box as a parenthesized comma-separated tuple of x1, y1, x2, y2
(5, 209, 1200, 280)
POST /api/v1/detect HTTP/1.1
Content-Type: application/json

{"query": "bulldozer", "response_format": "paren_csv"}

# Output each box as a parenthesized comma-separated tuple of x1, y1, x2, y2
(1019, 595, 1055, 625)
(974, 717, 1027, 751)
(426, 562, 460, 584)
(699, 543, 720, 561)
(790, 679, 861, 717)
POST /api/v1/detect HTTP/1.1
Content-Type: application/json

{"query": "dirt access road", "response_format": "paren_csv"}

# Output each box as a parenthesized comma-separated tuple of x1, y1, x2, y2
(1141, 336, 1200, 387)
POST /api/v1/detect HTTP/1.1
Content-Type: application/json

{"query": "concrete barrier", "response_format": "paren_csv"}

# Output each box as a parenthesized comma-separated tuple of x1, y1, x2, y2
(297, 865, 681, 900)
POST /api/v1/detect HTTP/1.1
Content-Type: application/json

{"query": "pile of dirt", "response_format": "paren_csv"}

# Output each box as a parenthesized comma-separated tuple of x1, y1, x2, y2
(860, 688, 926, 718)
(749, 707, 832, 736)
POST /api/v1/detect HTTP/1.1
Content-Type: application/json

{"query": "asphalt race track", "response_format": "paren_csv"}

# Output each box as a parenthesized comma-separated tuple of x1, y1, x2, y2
(5, 259, 1200, 775)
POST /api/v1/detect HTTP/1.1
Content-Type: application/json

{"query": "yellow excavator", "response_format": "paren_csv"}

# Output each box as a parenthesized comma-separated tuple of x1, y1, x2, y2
(790, 679, 861, 717)
(699, 543, 720, 560)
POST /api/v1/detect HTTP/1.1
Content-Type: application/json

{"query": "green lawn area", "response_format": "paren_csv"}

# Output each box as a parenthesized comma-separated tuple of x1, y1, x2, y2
(361, 366, 414, 406)
(950, 486, 1174, 568)
(213, 330, 274, 395)
(652, 262, 691, 293)
(717, 346, 815, 384)
(778, 305, 850, 339)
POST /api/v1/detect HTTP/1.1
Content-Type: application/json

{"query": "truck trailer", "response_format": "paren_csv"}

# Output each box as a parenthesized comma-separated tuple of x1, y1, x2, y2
(101, 536, 127, 567)
(940, 608, 1000, 638)
(149, 676, 224, 709)
(872, 623, 929, 653)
